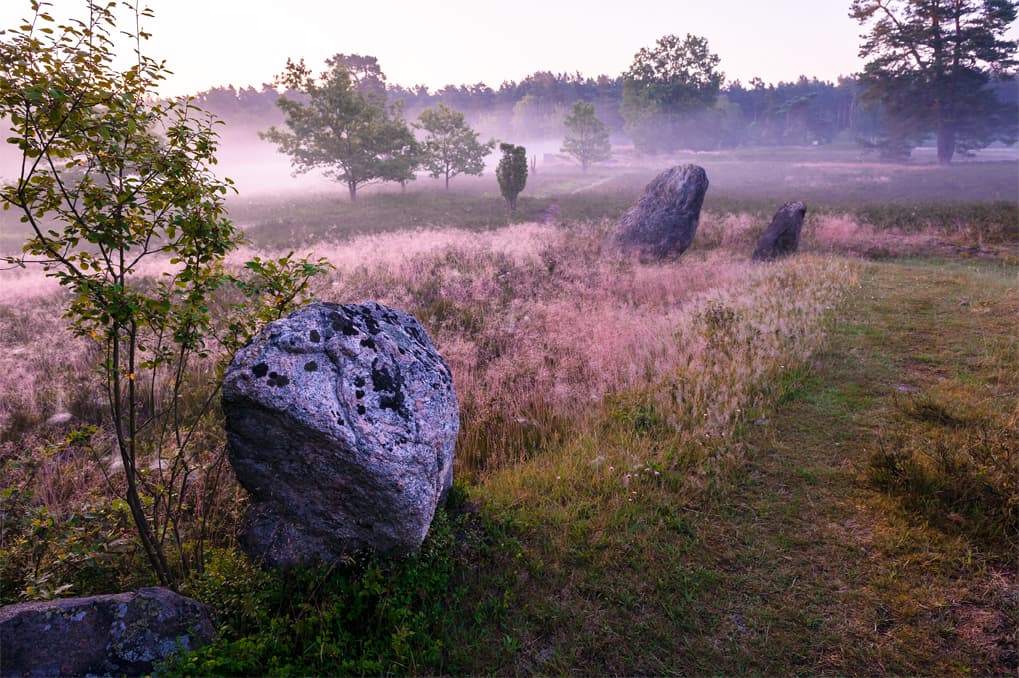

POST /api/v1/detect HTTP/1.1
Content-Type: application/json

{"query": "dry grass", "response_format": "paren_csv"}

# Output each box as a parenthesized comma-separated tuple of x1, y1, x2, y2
(227, 222, 855, 478)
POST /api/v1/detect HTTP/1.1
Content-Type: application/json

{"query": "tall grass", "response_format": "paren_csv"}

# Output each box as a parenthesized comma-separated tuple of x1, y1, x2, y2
(228, 221, 856, 479)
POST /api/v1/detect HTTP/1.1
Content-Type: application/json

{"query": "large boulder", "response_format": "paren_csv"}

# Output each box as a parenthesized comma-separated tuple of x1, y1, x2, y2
(222, 301, 458, 568)
(0, 587, 215, 677)
(607, 164, 709, 260)
(752, 201, 807, 261)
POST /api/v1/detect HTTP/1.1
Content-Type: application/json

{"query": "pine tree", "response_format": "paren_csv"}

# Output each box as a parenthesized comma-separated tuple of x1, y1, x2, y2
(496, 143, 528, 210)
(851, 0, 1018, 163)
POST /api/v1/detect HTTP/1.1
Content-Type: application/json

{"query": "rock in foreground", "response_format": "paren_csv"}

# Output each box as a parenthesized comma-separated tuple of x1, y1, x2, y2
(752, 201, 807, 261)
(608, 164, 709, 260)
(222, 302, 458, 568)
(0, 587, 215, 677)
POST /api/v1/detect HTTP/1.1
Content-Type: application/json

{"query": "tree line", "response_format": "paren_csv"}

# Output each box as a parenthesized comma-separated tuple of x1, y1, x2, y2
(196, 0, 1017, 168)
(192, 0, 1018, 205)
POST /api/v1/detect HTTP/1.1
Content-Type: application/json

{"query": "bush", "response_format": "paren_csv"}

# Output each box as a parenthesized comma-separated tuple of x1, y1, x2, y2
(0, 441, 145, 603)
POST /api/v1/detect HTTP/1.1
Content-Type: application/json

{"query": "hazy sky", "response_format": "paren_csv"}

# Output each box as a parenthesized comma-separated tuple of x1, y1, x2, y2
(0, 1, 919, 95)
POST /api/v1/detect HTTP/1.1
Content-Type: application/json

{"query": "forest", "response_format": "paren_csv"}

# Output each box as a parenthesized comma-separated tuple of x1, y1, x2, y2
(192, 67, 1017, 155)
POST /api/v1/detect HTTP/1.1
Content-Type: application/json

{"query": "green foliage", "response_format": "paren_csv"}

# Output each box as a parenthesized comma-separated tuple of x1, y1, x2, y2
(167, 510, 468, 676)
(605, 393, 668, 436)
(621, 34, 724, 153)
(495, 143, 528, 210)
(853, 201, 1019, 241)
(850, 0, 1019, 163)
(561, 100, 612, 171)
(260, 54, 419, 201)
(1, 439, 144, 603)
(0, 1, 328, 587)
(416, 103, 495, 190)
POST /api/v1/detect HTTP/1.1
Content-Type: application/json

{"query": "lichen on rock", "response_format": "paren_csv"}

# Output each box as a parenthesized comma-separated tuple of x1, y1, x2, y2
(221, 301, 459, 569)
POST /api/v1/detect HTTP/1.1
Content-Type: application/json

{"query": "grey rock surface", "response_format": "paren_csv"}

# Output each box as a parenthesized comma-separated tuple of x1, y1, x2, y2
(608, 164, 709, 260)
(222, 301, 458, 568)
(752, 201, 807, 261)
(0, 587, 215, 677)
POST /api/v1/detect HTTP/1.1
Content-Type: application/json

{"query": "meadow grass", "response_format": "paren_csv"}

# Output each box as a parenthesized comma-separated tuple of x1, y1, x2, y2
(1, 157, 1017, 673)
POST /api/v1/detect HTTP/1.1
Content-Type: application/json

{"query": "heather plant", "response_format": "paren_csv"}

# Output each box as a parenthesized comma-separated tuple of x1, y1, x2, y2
(290, 222, 855, 476)
(0, 1, 327, 587)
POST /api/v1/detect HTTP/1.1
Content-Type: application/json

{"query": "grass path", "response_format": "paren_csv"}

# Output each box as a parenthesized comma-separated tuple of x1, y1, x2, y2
(674, 258, 1018, 675)
(472, 257, 1017, 675)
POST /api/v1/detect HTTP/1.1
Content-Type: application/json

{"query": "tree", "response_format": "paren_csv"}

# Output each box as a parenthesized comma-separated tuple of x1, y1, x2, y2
(416, 103, 495, 190)
(850, 0, 1019, 163)
(621, 34, 724, 153)
(496, 143, 528, 210)
(260, 55, 419, 201)
(561, 100, 612, 170)
(0, 0, 327, 588)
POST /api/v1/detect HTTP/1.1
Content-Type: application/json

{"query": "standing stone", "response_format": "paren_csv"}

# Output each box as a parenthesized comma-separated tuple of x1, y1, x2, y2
(0, 588, 215, 677)
(222, 302, 458, 569)
(752, 201, 807, 261)
(607, 164, 709, 260)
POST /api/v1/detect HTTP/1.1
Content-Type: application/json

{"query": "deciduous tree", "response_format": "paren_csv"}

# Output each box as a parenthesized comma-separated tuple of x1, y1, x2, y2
(850, 0, 1018, 163)
(260, 55, 418, 201)
(561, 100, 612, 170)
(0, 0, 327, 588)
(621, 34, 724, 153)
(416, 104, 494, 190)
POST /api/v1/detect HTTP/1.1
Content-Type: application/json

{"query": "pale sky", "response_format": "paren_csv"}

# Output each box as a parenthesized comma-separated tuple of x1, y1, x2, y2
(0, 1, 914, 95)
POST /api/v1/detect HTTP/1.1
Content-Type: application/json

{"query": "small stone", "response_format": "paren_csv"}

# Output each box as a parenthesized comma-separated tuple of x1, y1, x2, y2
(46, 412, 73, 426)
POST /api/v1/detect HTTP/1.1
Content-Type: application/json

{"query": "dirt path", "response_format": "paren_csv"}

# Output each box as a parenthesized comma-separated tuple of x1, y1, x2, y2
(690, 259, 1018, 674)
(569, 175, 616, 194)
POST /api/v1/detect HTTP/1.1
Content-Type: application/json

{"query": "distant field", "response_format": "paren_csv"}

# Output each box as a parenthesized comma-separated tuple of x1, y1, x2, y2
(211, 146, 1017, 251)
(3, 144, 1016, 254)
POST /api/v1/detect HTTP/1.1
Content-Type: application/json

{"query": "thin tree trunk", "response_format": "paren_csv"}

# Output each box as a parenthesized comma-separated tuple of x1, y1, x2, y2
(937, 122, 955, 164)
(348, 181, 357, 202)
(112, 328, 174, 587)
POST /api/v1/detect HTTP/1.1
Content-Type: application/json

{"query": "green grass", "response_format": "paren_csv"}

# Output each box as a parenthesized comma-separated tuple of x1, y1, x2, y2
(161, 255, 1018, 675)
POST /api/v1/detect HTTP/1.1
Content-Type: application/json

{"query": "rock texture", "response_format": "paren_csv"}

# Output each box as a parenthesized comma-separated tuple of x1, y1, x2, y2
(0, 587, 215, 677)
(608, 164, 709, 260)
(222, 302, 458, 568)
(752, 201, 807, 261)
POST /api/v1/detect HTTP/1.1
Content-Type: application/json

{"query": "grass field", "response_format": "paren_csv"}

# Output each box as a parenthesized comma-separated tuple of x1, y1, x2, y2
(1, 150, 1016, 674)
